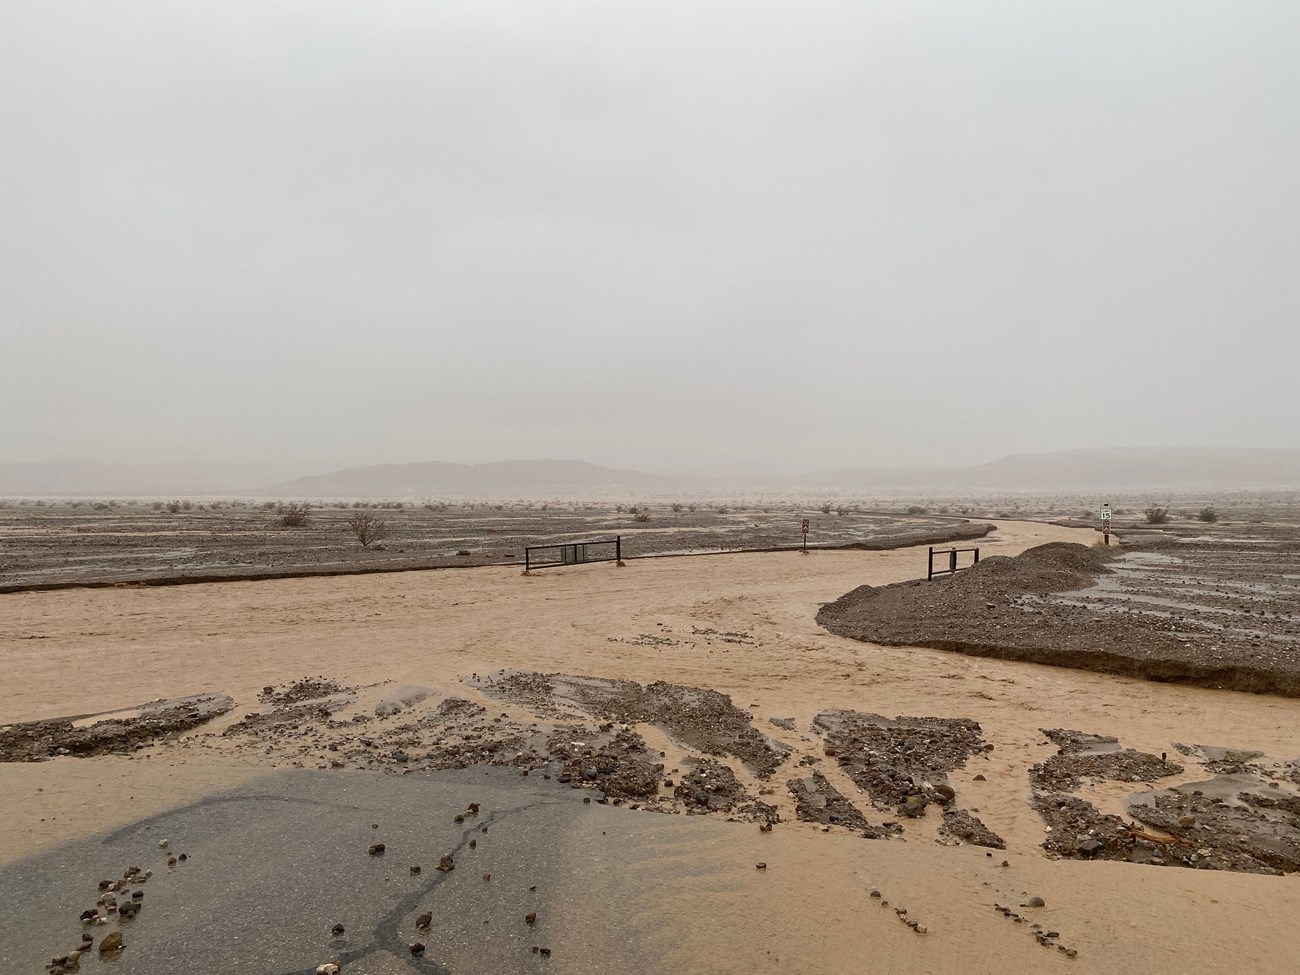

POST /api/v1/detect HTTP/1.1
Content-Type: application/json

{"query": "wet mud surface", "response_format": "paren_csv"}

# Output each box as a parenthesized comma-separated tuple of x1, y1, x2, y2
(818, 533, 1300, 695)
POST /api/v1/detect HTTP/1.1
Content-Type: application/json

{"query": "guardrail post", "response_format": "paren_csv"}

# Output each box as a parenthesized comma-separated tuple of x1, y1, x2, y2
(927, 547, 934, 581)
(950, 548, 957, 574)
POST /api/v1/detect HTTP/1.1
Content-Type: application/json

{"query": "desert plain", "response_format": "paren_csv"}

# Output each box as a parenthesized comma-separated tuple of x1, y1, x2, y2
(2, 507, 1300, 974)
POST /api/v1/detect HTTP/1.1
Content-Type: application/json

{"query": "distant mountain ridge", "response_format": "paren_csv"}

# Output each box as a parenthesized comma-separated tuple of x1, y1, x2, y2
(3, 448, 1299, 496)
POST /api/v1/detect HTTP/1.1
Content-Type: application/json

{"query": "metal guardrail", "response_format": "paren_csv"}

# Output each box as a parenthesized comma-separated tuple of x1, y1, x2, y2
(927, 546, 980, 580)
(524, 536, 622, 573)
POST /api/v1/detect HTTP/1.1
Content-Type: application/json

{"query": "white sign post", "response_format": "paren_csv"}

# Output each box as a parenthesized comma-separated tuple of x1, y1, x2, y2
(1100, 503, 1112, 545)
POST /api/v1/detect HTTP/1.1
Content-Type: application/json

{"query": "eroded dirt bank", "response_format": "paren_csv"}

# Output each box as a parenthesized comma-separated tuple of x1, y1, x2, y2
(817, 539, 1300, 695)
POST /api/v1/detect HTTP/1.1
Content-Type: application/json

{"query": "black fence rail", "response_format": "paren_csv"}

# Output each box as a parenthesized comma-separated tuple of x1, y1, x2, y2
(927, 546, 980, 580)
(524, 537, 622, 573)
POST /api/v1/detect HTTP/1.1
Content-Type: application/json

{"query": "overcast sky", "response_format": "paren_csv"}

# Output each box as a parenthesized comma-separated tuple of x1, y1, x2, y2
(2, 1, 1297, 475)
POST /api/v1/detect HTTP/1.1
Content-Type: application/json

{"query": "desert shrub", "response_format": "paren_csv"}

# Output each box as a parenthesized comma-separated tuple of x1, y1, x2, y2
(836, 507, 849, 516)
(262, 501, 276, 510)
(278, 503, 310, 527)
(1198, 507, 1218, 523)
(165, 500, 182, 514)
(717, 506, 729, 514)
(820, 503, 832, 514)
(628, 505, 640, 515)
(1144, 506, 1171, 524)
(906, 505, 928, 515)
(345, 511, 388, 547)
(688, 504, 697, 512)
(671, 503, 684, 512)
(92, 502, 110, 511)
(633, 511, 651, 523)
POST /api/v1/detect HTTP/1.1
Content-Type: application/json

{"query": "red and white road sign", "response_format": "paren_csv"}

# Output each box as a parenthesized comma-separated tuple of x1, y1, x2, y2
(801, 519, 810, 533)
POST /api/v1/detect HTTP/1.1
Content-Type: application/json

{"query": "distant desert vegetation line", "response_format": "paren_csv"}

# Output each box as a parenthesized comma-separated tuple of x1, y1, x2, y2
(3, 447, 1300, 496)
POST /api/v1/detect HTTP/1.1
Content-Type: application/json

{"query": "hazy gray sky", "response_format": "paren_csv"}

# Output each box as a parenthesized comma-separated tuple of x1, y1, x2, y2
(2, 1, 1297, 474)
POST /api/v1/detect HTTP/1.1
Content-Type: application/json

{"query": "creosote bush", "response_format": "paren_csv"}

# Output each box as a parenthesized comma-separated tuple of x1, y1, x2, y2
(1198, 507, 1218, 523)
(279, 503, 310, 527)
(345, 510, 388, 548)
(1144, 506, 1171, 524)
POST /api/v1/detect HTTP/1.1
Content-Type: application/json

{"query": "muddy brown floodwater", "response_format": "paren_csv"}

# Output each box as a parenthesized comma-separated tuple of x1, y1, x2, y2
(3, 520, 1300, 974)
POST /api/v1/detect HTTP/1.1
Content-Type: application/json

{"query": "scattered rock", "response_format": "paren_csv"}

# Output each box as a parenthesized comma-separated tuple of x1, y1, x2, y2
(941, 808, 1006, 849)
(812, 710, 986, 814)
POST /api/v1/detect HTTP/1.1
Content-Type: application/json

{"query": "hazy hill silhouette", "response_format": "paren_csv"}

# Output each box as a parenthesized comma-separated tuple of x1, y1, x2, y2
(4, 448, 1299, 496)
